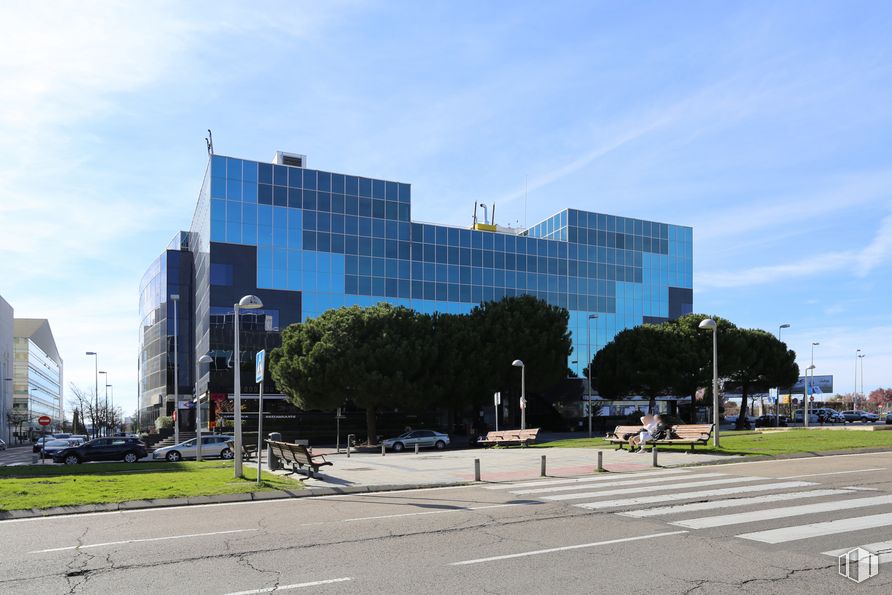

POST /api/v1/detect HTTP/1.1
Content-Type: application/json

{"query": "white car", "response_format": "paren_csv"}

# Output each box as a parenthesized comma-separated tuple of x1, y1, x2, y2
(152, 435, 235, 462)
(382, 430, 450, 452)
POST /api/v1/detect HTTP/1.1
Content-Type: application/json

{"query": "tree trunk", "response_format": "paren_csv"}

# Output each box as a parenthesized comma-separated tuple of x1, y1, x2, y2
(736, 388, 749, 430)
(365, 406, 378, 445)
(648, 396, 656, 415)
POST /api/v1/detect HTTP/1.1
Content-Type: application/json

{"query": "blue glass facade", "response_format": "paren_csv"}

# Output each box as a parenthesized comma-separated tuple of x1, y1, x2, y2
(202, 153, 693, 380)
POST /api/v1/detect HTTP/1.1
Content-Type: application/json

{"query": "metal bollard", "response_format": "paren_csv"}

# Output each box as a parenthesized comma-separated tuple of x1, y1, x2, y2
(652, 445, 659, 467)
(540, 455, 546, 477)
(381, 442, 386, 456)
(267, 432, 282, 471)
(347, 434, 354, 458)
(415, 442, 419, 454)
(474, 458, 481, 481)
(597, 450, 603, 472)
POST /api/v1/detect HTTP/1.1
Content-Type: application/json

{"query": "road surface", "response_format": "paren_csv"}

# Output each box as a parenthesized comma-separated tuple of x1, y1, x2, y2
(2, 451, 891, 593)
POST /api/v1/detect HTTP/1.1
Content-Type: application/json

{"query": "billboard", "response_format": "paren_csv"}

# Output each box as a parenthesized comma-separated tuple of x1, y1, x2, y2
(785, 375, 833, 396)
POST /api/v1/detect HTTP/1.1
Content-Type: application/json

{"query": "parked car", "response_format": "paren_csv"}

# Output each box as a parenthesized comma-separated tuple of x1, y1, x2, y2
(152, 435, 235, 462)
(886, 412, 892, 425)
(41, 439, 76, 459)
(52, 433, 72, 440)
(840, 410, 879, 423)
(382, 430, 450, 452)
(52, 437, 148, 465)
(792, 410, 819, 424)
(754, 415, 788, 427)
(32, 436, 56, 453)
(813, 408, 845, 423)
(724, 415, 756, 428)
(0, 438, 6, 451)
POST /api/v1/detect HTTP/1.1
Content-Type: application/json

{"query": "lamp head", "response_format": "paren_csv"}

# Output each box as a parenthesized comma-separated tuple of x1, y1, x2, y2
(512, 359, 524, 368)
(170, 294, 180, 301)
(780, 323, 790, 329)
(238, 295, 264, 309)
(812, 342, 820, 346)
(85, 351, 96, 356)
(588, 313, 598, 319)
(198, 354, 214, 365)
(698, 318, 717, 330)
(807, 364, 816, 370)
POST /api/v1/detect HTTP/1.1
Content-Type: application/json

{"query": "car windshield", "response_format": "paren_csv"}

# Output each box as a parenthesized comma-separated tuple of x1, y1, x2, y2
(45, 440, 69, 447)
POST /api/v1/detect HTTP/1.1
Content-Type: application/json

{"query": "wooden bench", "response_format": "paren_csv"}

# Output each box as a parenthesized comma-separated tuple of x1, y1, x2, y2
(478, 428, 540, 447)
(267, 440, 333, 478)
(606, 424, 714, 452)
(225, 440, 258, 460)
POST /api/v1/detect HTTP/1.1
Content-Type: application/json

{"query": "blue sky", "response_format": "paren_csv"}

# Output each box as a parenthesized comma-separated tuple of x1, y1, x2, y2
(1, 0, 890, 416)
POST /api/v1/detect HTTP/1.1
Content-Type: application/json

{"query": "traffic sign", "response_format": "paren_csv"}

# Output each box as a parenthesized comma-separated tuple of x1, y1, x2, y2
(37, 415, 51, 427)
(809, 396, 814, 402)
(494, 392, 501, 406)
(255, 350, 265, 384)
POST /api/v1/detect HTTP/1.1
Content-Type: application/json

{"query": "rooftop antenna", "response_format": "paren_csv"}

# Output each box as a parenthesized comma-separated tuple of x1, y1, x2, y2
(472, 202, 478, 226)
(524, 174, 528, 229)
(491, 203, 496, 226)
(206, 129, 214, 155)
(479, 202, 489, 225)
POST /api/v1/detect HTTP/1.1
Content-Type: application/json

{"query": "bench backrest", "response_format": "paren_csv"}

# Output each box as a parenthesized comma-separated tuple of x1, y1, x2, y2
(611, 425, 645, 438)
(518, 428, 539, 439)
(483, 431, 506, 441)
(672, 424, 714, 439)
(268, 440, 312, 464)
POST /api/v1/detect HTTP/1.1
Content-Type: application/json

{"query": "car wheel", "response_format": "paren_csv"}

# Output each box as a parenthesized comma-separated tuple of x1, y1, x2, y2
(435, 440, 446, 450)
(392, 442, 404, 452)
(123, 452, 139, 464)
(166, 451, 182, 462)
(64, 455, 80, 465)
(220, 448, 234, 460)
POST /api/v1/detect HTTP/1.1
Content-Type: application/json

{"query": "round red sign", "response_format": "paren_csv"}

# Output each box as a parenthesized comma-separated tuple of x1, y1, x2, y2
(37, 415, 52, 426)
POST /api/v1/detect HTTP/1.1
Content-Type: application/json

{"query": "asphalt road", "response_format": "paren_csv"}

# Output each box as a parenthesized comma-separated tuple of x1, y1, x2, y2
(2, 452, 892, 594)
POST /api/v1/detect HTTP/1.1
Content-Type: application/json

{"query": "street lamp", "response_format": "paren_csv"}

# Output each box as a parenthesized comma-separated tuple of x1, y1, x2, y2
(196, 353, 214, 462)
(805, 364, 816, 428)
(587, 314, 598, 438)
(106, 384, 114, 433)
(858, 353, 866, 409)
(776, 324, 790, 426)
(512, 359, 526, 430)
(85, 352, 98, 439)
(234, 295, 263, 478)
(698, 318, 720, 447)
(854, 349, 861, 410)
(171, 294, 180, 446)
(98, 371, 108, 436)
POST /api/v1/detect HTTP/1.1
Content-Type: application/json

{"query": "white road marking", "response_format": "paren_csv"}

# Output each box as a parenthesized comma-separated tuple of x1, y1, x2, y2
(30, 529, 257, 553)
(738, 512, 892, 544)
(576, 481, 817, 510)
(223, 577, 352, 594)
(843, 486, 880, 491)
(672, 494, 892, 529)
(510, 473, 727, 495)
(336, 502, 538, 523)
(688, 450, 892, 470)
(777, 468, 885, 479)
(543, 476, 766, 501)
(449, 531, 689, 565)
(823, 540, 892, 564)
(484, 469, 691, 490)
(620, 489, 852, 518)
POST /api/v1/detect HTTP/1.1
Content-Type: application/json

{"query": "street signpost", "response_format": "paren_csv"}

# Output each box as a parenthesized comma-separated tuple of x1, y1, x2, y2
(37, 416, 51, 464)
(493, 392, 501, 432)
(255, 350, 265, 484)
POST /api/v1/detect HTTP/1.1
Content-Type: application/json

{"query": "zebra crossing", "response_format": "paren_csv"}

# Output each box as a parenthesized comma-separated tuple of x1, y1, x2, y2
(486, 467, 892, 557)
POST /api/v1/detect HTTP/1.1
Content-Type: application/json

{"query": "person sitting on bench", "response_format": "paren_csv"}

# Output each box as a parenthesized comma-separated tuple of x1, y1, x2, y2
(629, 414, 668, 453)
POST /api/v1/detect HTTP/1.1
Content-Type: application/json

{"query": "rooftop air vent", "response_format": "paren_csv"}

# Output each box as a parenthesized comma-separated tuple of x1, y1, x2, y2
(273, 151, 307, 168)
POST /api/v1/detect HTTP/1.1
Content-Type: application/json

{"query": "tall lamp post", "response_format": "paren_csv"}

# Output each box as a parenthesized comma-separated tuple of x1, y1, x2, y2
(98, 371, 108, 436)
(106, 384, 114, 432)
(587, 314, 598, 438)
(234, 295, 264, 478)
(775, 323, 790, 426)
(196, 354, 214, 462)
(698, 318, 719, 447)
(805, 364, 816, 427)
(85, 352, 98, 439)
(171, 294, 180, 446)
(858, 353, 866, 409)
(854, 349, 861, 410)
(512, 359, 526, 430)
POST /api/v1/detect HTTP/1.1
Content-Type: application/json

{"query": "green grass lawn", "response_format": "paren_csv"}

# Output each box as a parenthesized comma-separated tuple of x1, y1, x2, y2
(0, 461, 302, 511)
(536, 429, 892, 456)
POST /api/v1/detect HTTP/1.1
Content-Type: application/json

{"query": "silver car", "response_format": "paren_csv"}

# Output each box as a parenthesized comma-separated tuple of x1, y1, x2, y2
(41, 439, 76, 458)
(152, 435, 235, 462)
(382, 430, 450, 452)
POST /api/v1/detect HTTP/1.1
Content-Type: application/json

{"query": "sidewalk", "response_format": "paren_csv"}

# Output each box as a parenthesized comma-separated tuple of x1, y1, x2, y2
(276, 446, 728, 490)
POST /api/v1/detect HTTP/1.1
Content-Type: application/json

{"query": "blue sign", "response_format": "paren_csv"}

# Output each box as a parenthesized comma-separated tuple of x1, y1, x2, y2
(255, 350, 265, 384)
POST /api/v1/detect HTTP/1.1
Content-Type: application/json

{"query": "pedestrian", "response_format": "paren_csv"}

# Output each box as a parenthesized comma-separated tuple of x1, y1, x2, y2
(628, 415, 657, 453)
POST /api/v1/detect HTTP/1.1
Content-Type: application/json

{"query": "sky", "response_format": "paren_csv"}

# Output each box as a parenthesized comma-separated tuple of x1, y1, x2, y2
(1, 0, 890, 417)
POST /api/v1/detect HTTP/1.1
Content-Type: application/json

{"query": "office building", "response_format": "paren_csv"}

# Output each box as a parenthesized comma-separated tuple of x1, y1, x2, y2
(0, 295, 12, 442)
(12, 319, 64, 437)
(139, 150, 693, 428)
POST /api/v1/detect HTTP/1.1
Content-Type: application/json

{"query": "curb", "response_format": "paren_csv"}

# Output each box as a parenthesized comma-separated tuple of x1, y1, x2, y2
(673, 445, 892, 467)
(0, 480, 473, 521)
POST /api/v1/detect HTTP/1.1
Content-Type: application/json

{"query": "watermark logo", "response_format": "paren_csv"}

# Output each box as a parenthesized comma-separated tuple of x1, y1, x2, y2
(838, 547, 879, 583)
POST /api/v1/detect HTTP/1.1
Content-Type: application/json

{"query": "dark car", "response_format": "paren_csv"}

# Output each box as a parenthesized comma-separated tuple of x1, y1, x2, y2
(52, 437, 147, 465)
(755, 415, 788, 427)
